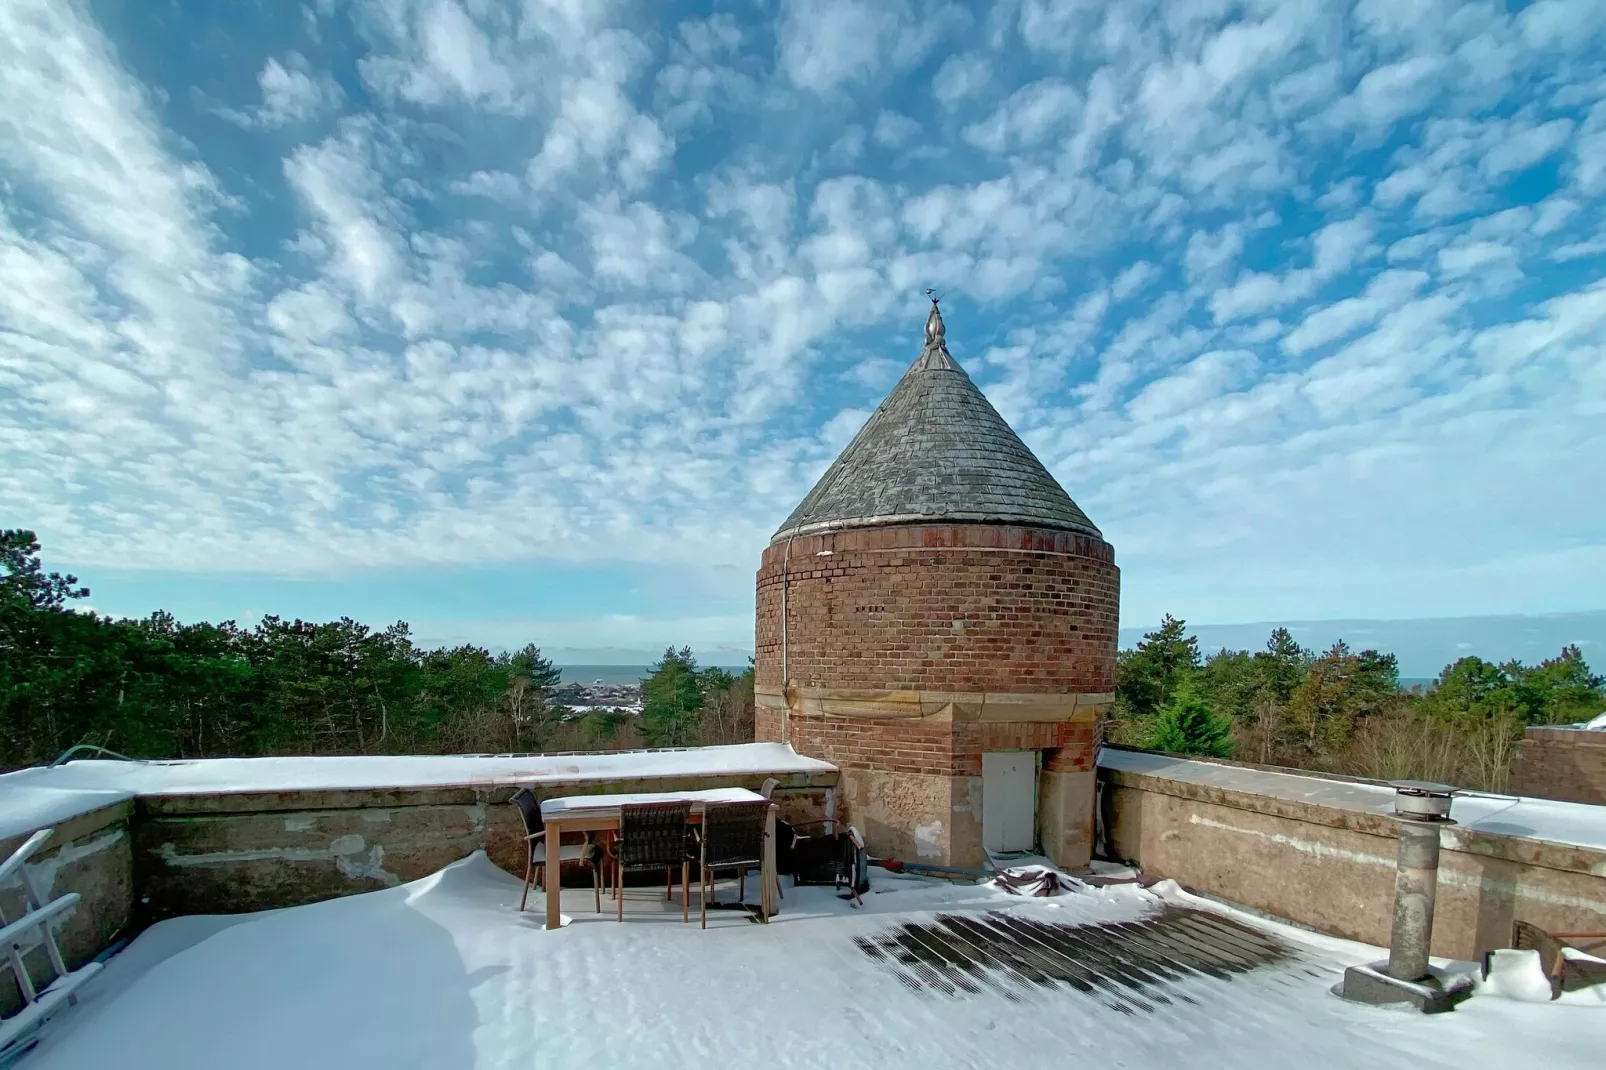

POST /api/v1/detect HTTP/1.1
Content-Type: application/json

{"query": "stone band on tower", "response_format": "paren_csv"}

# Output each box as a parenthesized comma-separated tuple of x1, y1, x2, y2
(754, 299, 1120, 870)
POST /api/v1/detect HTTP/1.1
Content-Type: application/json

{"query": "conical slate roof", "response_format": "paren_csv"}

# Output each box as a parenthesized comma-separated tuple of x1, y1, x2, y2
(771, 302, 1101, 543)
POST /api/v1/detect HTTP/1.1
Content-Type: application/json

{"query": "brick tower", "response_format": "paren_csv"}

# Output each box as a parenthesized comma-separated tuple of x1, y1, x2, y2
(754, 299, 1119, 871)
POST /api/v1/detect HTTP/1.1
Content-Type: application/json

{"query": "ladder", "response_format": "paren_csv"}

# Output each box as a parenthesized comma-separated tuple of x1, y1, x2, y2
(0, 828, 103, 1060)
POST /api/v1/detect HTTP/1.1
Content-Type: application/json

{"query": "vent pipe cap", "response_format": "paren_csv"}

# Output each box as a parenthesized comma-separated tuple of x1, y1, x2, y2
(1390, 781, 1457, 822)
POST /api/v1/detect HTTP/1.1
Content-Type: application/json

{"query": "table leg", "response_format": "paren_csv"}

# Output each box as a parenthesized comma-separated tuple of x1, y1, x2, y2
(544, 819, 563, 931)
(762, 804, 777, 922)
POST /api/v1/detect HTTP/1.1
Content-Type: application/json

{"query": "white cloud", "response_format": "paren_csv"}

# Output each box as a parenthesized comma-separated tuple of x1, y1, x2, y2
(1184, 223, 1245, 281)
(1437, 240, 1517, 278)
(1312, 214, 1376, 278)
(1324, 54, 1446, 132)
(3, 0, 1605, 637)
(284, 124, 404, 305)
(358, 0, 519, 111)
(932, 53, 991, 108)
(580, 197, 699, 289)
(872, 110, 921, 148)
(1110, 261, 1157, 302)
(1127, 349, 1260, 424)
(224, 54, 341, 128)
(450, 170, 522, 202)
(963, 78, 1081, 153)
(1482, 118, 1574, 179)
(777, 0, 903, 94)
(1282, 269, 1429, 355)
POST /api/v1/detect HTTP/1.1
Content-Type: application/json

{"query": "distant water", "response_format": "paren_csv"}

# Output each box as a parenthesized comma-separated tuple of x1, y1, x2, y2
(558, 665, 651, 685)
(557, 665, 747, 685)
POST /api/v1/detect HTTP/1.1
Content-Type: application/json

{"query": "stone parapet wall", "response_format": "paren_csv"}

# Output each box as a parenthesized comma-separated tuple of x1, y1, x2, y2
(754, 522, 1118, 695)
(1511, 726, 1606, 805)
(135, 767, 838, 919)
(0, 801, 134, 1016)
(1100, 750, 1606, 961)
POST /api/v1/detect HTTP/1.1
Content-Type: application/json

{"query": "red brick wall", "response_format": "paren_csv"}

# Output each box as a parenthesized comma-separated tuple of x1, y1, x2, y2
(755, 706, 783, 743)
(1512, 727, 1606, 805)
(753, 522, 1119, 695)
(786, 713, 1097, 777)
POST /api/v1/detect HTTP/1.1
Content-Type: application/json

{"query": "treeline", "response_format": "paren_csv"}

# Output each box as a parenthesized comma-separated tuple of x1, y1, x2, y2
(1110, 614, 1606, 791)
(0, 531, 753, 772)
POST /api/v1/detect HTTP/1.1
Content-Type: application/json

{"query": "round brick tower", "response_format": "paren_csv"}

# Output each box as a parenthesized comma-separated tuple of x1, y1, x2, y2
(754, 300, 1119, 870)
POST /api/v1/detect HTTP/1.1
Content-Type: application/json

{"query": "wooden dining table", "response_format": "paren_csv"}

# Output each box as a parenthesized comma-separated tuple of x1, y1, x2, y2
(537, 787, 777, 931)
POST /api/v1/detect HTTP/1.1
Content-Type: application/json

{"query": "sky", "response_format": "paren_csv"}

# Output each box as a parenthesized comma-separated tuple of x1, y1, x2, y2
(2, 0, 1604, 659)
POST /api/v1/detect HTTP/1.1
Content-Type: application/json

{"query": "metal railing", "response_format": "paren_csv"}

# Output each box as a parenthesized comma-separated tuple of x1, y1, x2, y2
(0, 829, 104, 1060)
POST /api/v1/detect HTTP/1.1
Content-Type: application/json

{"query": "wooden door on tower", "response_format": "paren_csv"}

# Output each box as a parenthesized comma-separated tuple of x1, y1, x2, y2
(982, 751, 1037, 853)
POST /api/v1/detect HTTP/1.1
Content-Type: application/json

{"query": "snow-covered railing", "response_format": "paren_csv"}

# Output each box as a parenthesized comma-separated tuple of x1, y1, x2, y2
(1, 828, 102, 1060)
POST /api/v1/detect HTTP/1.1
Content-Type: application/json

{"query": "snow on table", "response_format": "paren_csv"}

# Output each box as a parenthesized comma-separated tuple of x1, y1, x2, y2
(15, 853, 1601, 1070)
(1099, 747, 1606, 854)
(0, 743, 834, 840)
(541, 787, 766, 816)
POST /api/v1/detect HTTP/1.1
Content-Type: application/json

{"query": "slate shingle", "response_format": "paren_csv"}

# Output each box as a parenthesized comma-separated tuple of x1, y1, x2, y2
(772, 305, 1101, 543)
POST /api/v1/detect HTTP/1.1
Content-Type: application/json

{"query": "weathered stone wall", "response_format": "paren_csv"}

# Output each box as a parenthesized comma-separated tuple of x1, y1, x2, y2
(1511, 726, 1606, 805)
(1, 801, 134, 1016)
(753, 521, 1116, 872)
(1101, 755, 1606, 961)
(754, 523, 1119, 694)
(135, 769, 836, 919)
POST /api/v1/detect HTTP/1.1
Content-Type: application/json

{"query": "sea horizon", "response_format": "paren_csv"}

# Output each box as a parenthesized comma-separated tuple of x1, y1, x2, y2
(556, 664, 750, 685)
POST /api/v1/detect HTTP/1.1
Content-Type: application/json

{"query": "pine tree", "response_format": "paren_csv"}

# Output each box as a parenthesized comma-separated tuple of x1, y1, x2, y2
(640, 646, 703, 748)
(1115, 613, 1202, 718)
(1149, 685, 1234, 758)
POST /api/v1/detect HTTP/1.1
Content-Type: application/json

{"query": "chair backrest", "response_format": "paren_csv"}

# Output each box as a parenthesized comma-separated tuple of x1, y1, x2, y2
(509, 788, 542, 837)
(617, 802, 693, 869)
(700, 800, 769, 869)
(759, 777, 780, 800)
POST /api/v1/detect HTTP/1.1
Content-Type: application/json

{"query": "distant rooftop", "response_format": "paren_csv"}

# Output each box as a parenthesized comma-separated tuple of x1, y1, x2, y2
(771, 301, 1102, 543)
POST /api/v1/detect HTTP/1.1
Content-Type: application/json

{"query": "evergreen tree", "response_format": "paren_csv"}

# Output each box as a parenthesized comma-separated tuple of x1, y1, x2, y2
(1253, 627, 1309, 704)
(1502, 646, 1605, 725)
(1149, 685, 1234, 758)
(1116, 613, 1201, 718)
(640, 646, 703, 748)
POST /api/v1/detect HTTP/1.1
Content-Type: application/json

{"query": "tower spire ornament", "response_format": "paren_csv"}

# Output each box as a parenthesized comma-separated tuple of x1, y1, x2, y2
(923, 288, 945, 348)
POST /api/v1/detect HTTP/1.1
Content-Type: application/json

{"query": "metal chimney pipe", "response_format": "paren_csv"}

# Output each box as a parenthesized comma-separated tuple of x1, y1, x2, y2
(1386, 781, 1457, 983)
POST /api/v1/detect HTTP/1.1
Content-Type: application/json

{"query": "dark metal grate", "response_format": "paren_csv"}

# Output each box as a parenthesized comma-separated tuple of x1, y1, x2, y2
(854, 906, 1316, 1015)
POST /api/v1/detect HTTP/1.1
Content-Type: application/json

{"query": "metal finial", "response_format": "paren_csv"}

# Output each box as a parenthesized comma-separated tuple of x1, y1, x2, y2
(924, 291, 945, 346)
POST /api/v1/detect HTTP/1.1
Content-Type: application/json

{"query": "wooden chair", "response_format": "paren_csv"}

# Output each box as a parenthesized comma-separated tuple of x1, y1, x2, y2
(510, 788, 601, 914)
(693, 800, 771, 928)
(614, 802, 694, 922)
(758, 778, 783, 900)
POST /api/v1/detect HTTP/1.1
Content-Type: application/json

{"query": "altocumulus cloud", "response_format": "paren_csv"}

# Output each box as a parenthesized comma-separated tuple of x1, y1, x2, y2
(0, 0, 1604, 643)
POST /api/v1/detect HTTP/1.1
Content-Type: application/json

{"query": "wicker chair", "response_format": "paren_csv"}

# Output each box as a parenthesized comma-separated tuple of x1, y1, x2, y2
(781, 819, 867, 906)
(510, 788, 601, 914)
(694, 800, 771, 928)
(614, 802, 694, 922)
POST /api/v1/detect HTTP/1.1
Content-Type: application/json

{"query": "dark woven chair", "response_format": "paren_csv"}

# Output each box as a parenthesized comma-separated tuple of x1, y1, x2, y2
(694, 800, 771, 928)
(614, 801, 694, 922)
(510, 788, 601, 914)
(781, 819, 867, 906)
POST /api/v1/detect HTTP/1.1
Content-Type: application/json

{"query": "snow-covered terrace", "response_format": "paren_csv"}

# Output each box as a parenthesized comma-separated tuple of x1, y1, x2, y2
(13, 853, 1603, 1070)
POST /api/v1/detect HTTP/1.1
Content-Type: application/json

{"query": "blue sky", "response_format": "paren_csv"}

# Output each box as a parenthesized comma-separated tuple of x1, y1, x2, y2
(2, 0, 1604, 658)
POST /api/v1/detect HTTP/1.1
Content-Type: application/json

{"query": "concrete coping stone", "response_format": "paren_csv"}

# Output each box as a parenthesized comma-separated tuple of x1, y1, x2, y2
(0, 799, 133, 859)
(1099, 747, 1606, 879)
(137, 770, 838, 817)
